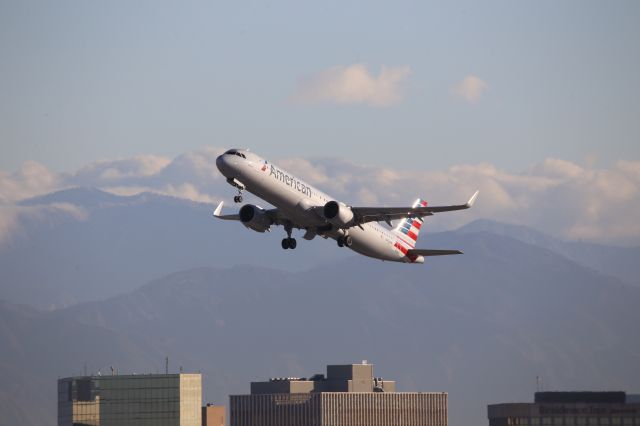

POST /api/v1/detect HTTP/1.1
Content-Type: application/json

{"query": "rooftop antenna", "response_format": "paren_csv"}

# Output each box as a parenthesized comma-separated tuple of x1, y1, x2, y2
(84, 362, 87, 376)
(165, 357, 169, 374)
(536, 376, 543, 392)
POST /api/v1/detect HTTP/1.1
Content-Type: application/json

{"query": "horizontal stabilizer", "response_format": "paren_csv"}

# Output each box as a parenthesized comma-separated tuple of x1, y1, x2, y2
(406, 249, 463, 257)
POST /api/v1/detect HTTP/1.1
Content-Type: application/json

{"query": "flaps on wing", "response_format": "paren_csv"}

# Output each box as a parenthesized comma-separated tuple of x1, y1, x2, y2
(406, 249, 463, 257)
(351, 190, 479, 226)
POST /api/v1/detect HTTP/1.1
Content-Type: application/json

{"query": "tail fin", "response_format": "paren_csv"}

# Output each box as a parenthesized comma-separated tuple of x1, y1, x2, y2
(393, 198, 427, 248)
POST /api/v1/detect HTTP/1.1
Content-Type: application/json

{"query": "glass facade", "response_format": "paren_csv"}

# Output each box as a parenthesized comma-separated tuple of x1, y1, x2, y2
(58, 374, 201, 426)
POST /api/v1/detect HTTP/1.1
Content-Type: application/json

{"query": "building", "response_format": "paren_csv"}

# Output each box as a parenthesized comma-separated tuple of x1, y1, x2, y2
(58, 373, 201, 426)
(230, 362, 447, 426)
(488, 391, 640, 426)
(202, 403, 225, 426)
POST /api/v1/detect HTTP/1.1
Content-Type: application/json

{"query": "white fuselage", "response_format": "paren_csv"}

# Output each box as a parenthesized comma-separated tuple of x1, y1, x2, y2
(216, 150, 422, 263)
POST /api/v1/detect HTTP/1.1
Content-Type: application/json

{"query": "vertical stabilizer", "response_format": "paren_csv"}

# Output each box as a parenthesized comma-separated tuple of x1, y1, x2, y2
(393, 198, 427, 248)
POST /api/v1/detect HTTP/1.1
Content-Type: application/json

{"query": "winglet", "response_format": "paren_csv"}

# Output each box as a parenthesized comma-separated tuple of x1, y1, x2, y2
(466, 190, 479, 208)
(213, 201, 224, 217)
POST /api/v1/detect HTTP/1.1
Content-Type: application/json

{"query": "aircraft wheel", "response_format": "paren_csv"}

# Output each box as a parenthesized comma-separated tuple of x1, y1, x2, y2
(289, 238, 297, 249)
(281, 238, 290, 249)
(234, 195, 243, 203)
(337, 237, 344, 248)
(343, 235, 353, 247)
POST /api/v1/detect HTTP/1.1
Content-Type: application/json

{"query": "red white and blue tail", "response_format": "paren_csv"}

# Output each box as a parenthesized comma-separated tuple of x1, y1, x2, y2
(393, 198, 427, 249)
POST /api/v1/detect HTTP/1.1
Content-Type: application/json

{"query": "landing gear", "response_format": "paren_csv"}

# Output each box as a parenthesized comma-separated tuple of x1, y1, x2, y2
(281, 222, 297, 250)
(337, 234, 353, 248)
(226, 178, 245, 203)
(281, 238, 297, 250)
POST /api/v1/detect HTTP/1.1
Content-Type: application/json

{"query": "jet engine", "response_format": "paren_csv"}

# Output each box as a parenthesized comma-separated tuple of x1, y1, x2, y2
(239, 204, 271, 232)
(323, 201, 354, 227)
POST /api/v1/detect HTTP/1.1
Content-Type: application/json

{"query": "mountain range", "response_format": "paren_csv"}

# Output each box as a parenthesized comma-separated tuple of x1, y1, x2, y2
(1, 187, 638, 309)
(0, 187, 638, 426)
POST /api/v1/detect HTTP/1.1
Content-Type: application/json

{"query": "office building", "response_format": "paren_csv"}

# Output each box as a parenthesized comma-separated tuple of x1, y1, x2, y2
(202, 403, 225, 426)
(488, 391, 640, 426)
(58, 373, 201, 426)
(230, 361, 447, 426)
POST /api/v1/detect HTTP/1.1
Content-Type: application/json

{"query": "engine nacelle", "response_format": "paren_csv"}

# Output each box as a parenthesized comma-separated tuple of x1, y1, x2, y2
(323, 201, 354, 227)
(239, 204, 271, 233)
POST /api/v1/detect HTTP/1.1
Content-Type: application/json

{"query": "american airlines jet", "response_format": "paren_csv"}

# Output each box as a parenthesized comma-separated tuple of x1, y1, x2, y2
(214, 149, 478, 264)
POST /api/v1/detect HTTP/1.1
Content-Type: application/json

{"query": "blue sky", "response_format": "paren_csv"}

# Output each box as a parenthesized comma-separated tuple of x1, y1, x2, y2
(1, 1, 639, 173)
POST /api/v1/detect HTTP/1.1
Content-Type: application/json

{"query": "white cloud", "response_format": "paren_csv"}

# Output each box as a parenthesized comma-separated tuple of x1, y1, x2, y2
(275, 157, 640, 246)
(0, 161, 59, 202)
(70, 155, 171, 186)
(292, 64, 412, 107)
(452, 75, 488, 103)
(1, 149, 639, 246)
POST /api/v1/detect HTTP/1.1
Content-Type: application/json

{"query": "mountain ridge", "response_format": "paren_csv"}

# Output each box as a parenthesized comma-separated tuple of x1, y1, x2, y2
(2, 229, 638, 425)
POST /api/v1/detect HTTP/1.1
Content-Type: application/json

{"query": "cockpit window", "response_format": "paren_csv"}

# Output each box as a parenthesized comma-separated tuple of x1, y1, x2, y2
(224, 149, 246, 159)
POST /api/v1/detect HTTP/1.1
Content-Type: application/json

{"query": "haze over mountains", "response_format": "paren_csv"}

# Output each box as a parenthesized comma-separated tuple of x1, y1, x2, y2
(0, 187, 639, 426)
(1, 188, 638, 309)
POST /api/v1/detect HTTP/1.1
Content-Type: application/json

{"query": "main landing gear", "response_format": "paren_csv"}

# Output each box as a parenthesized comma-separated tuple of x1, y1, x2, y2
(281, 223, 297, 250)
(337, 234, 353, 248)
(281, 237, 297, 250)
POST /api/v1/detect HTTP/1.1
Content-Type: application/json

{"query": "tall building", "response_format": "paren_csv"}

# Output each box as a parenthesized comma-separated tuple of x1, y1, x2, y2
(488, 391, 640, 426)
(58, 373, 201, 426)
(230, 362, 447, 426)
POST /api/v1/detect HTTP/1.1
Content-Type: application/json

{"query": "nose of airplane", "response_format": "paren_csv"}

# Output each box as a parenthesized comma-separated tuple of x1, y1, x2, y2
(216, 154, 228, 175)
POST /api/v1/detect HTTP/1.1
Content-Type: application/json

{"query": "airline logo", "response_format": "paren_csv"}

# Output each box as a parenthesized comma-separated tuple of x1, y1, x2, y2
(269, 164, 313, 197)
(394, 199, 427, 260)
(261, 160, 268, 172)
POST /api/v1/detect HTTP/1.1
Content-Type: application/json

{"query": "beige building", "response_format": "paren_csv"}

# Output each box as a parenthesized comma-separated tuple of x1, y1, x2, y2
(230, 362, 447, 426)
(58, 373, 201, 426)
(488, 392, 640, 426)
(202, 403, 225, 426)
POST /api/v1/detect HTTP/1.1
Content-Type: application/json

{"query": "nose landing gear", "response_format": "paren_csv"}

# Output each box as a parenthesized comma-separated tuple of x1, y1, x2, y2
(226, 178, 245, 203)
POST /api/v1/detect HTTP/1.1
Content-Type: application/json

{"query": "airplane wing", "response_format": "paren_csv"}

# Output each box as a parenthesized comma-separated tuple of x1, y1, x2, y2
(212, 201, 289, 226)
(406, 249, 463, 256)
(213, 201, 241, 220)
(350, 190, 479, 226)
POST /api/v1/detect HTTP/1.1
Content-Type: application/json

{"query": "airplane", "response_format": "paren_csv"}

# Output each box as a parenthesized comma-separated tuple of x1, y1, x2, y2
(214, 148, 479, 264)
